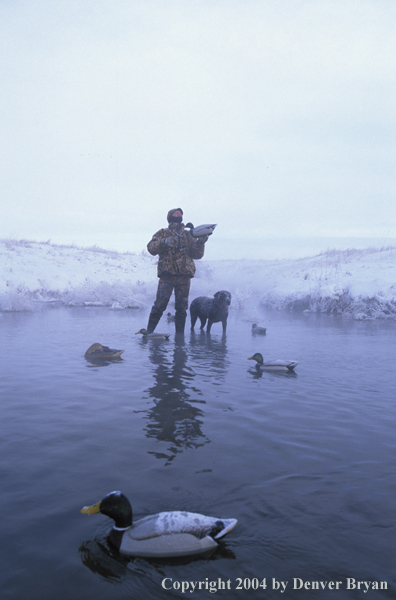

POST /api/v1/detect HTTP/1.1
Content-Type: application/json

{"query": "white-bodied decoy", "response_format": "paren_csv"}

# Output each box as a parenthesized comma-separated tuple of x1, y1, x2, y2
(248, 352, 298, 372)
(135, 328, 170, 340)
(185, 223, 217, 237)
(252, 323, 267, 335)
(81, 491, 237, 558)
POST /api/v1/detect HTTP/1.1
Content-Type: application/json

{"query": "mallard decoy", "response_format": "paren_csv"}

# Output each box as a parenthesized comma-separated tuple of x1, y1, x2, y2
(85, 343, 124, 359)
(185, 223, 217, 237)
(248, 352, 298, 372)
(252, 323, 267, 335)
(166, 312, 176, 322)
(81, 491, 237, 558)
(135, 328, 170, 340)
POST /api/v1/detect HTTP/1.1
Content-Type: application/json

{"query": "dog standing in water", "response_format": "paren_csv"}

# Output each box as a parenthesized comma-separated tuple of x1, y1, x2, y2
(190, 291, 231, 334)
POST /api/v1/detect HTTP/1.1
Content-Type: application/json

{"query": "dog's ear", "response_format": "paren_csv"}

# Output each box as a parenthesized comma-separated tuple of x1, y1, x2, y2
(214, 292, 220, 300)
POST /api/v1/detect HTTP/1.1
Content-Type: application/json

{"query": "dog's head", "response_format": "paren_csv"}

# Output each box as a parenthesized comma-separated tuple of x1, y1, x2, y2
(214, 291, 231, 306)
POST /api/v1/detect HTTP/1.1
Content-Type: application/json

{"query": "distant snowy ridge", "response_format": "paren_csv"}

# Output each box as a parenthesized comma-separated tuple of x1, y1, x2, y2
(0, 239, 158, 312)
(1, 239, 396, 320)
(253, 247, 396, 320)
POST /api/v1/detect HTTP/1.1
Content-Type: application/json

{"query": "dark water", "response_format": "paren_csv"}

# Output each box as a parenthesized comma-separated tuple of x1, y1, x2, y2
(0, 307, 395, 599)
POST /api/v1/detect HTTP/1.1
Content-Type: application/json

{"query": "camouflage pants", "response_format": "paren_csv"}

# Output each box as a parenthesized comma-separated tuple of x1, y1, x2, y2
(149, 274, 191, 321)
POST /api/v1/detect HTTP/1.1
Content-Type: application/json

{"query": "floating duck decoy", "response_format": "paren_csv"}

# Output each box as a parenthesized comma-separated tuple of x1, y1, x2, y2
(81, 491, 237, 558)
(252, 323, 267, 335)
(84, 343, 124, 359)
(135, 328, 170, 340)
(166, 312, 176, 322)
(185, 223, 217, 237)
(248, 352, 298, 372)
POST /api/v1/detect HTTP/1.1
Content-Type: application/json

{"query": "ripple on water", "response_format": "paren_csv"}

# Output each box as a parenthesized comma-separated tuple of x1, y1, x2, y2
(0, 308, 395, 599)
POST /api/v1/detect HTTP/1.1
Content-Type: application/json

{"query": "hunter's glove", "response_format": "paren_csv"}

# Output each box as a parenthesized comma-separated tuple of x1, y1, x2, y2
(161, 236, 179, 249)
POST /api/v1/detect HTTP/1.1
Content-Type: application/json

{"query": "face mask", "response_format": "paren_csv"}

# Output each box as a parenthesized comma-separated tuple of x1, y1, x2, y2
(168, 216, 182, 223)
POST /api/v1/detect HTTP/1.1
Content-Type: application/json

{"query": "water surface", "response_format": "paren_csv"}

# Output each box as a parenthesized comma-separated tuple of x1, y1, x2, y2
(0, 308, 395, 599)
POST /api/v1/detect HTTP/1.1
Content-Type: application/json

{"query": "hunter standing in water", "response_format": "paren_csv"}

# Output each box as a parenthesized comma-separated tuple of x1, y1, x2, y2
(146, 208, 210, 335)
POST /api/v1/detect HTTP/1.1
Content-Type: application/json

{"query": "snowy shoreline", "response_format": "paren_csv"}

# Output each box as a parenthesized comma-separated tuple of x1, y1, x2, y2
(1, 239, 396, 320)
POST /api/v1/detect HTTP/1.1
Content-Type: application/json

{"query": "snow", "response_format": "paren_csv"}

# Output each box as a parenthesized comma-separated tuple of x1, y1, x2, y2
(1, 239, 396, 320)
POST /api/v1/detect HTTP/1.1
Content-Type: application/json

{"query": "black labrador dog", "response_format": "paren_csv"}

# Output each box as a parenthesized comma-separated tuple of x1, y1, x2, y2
(190, 290, 231, 334)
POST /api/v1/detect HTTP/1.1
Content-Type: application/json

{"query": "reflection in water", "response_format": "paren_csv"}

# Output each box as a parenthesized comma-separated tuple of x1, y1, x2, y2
(189, 331, 230, 383)
(79, 535, 236, 582)
(141, 338, 214, 465)
(248, 366, 298, 379)
(85, 356, 124, 368)
(3, 309, 395, 598)
(79, 537, 129, 581)
(78, 336, 235, 575)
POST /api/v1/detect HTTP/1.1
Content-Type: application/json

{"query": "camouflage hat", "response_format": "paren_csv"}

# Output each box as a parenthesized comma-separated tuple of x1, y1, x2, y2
(167, 208, 183, 222)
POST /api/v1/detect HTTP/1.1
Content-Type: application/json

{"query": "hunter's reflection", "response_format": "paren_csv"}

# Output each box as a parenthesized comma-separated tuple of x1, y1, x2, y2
(143, 338, 209, 465)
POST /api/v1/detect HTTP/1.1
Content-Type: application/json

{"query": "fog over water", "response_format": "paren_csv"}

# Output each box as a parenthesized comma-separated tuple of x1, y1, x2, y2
(1, 239, 396, 321)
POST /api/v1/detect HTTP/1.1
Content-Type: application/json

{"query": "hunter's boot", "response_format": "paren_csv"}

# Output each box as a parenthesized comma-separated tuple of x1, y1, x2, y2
(146, 312, 161, 334)
(174, 314, 186, 337)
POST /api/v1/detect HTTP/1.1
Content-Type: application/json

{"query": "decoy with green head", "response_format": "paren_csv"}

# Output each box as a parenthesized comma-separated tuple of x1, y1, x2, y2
(251, 323, 267, 335)
(81, 491, 237, 558)
(248, 352, 298, 372)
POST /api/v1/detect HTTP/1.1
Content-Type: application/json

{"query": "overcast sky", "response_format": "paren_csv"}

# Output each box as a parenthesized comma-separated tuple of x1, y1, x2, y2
(1, 0, 396, 259)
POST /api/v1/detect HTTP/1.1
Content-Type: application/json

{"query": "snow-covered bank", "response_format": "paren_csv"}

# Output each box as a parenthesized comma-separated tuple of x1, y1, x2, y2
(1, 239, 396, 320)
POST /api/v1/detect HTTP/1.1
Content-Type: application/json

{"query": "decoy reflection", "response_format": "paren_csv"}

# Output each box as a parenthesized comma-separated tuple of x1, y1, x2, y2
(79, 537, 129, 581)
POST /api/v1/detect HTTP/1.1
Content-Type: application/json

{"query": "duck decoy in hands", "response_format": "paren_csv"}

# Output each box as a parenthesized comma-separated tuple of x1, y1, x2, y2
(185, 223, 217, 237)
(252, 323, 267, 335)
(248, 352, 298, 372)
(166, 312, 176, 322)
(135, 328, 170, 340)
(81, 491, 237, 558)
(85, 343, 124, 359)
